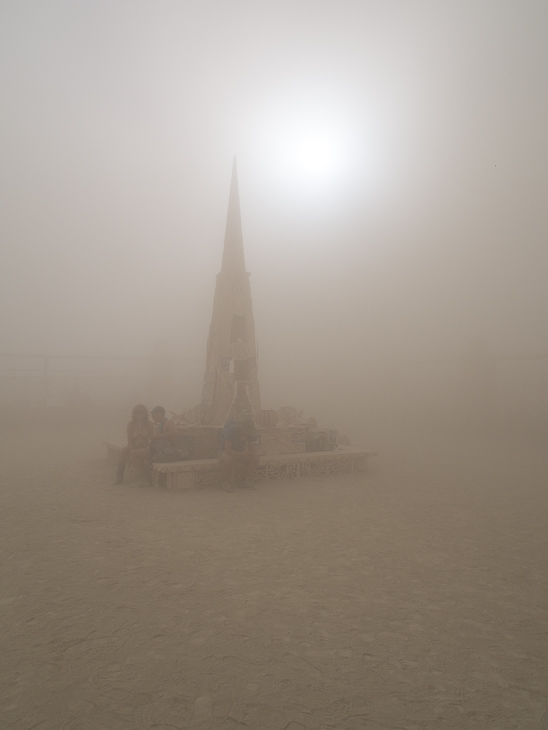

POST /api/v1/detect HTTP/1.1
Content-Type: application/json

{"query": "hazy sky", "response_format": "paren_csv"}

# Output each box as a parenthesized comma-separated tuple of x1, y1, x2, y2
(1, 1, 547, 408)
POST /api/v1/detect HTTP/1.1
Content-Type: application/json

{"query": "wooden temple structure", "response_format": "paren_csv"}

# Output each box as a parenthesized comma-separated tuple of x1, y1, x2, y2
(106, 161, 374, 487)
(200, 160, 261, 427)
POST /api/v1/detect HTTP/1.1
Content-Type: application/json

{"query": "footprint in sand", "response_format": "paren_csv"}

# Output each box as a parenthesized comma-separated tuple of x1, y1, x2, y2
(211, 682, 233, 721)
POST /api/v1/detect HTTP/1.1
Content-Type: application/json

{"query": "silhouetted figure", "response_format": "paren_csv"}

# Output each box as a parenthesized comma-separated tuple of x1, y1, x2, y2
(128, 406, 181, 486)
(218, 417, 259, 492)
(114, 404, 152, 485)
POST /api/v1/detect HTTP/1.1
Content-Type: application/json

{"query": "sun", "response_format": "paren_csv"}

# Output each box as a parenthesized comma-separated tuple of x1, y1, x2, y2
(251, 101, 351, 189)
(282, 129, 343, 181)
(244, 93, 364, 196)
(273, 125, 347, 186)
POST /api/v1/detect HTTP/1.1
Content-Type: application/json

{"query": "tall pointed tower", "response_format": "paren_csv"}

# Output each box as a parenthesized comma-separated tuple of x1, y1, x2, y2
(200, 160, 261, 426)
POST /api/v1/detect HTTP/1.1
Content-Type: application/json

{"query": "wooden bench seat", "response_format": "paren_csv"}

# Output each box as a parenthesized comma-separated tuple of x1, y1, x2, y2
(103, 440, 376, 490)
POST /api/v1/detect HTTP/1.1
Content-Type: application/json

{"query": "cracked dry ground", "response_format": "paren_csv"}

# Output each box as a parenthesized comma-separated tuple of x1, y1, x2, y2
(0, 425, 547, 730)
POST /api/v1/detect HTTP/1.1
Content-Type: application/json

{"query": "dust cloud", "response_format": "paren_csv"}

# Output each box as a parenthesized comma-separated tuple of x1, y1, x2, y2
(1, 1, 548, 418)
(1, 2, 547, 729)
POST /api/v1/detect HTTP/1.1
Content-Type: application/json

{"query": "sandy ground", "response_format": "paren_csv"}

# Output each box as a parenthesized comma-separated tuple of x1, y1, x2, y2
(0, 425, 547, 730)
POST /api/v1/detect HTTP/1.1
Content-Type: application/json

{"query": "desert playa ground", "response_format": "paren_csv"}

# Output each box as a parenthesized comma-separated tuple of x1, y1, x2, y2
(1, 424, 547, 730)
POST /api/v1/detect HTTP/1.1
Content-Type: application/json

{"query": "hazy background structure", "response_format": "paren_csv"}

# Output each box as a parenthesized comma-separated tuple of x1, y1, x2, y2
(1, 1, 548, 436)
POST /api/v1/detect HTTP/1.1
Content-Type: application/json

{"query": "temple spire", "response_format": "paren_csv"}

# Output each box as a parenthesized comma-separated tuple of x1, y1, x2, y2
(220, 158, 246, 274)
(199, 160, 261, 426)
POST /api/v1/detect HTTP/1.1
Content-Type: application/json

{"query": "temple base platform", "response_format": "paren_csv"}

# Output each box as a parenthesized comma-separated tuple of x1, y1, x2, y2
(104, 441, 377, 490)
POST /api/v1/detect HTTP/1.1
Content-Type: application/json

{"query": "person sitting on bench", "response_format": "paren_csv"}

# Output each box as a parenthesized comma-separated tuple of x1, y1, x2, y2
(114, 404, 152, 485)
(127, 406, 181, 486)
(219, 417, 259, 492)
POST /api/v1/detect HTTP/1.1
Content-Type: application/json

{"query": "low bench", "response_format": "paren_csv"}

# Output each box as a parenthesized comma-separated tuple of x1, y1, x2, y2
(104, 440, 377, 490)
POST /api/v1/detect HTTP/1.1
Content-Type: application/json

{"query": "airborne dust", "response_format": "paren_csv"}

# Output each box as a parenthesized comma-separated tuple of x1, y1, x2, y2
(1, 2, 547, 729)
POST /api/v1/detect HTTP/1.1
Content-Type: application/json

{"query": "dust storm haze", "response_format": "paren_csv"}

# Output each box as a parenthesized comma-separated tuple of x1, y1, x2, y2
(1, 3, 548, 730)
(2, 0, 548, 429)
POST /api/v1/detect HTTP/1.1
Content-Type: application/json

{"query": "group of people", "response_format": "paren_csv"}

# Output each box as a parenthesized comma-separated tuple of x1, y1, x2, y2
(115, 404, 259, 492)
(114, 404, 179, 487)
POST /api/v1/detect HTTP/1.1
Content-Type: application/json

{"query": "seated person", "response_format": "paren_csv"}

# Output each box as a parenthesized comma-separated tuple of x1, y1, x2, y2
(219, 417, 259, 492)
(114, 404, 152, 485)
(149, 406, 181, 462)
(128, 406, 182, 486)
